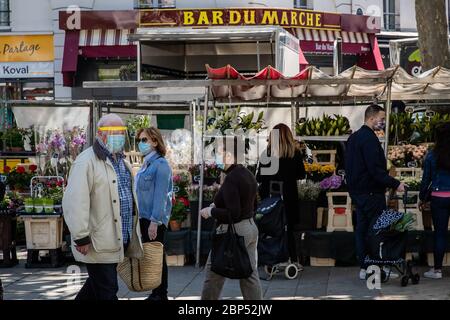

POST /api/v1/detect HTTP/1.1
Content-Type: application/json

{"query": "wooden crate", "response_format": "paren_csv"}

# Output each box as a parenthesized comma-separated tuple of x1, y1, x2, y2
(311, 150, 337, 167)
(310, 257, 335, 267)
(427, 253, 450, 267)
(166, 254, 185, 267)
(326, 192, 353, 232)
(23, 216, 63, 250)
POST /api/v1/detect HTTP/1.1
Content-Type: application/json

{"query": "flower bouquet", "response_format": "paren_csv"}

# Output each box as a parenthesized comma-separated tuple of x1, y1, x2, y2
(304, 162, 336, 182)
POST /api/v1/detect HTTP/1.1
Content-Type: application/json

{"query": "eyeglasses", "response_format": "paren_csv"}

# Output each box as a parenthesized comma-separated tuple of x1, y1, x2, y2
(137, 137, 149, 143)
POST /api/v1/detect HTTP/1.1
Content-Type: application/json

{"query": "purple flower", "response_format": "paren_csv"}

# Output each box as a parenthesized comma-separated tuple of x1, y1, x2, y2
(319, 178, 332, 190)
(320, 175, 342, 190)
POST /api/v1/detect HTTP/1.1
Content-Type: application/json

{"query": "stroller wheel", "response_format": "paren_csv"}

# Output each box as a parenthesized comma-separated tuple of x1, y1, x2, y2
(401, 276, 409, 287)
(411, 274, 420, 285)
(284, 264, 299, 280)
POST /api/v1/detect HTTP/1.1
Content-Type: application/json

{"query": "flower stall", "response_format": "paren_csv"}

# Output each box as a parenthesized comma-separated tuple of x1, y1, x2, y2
(83, 64, 450, 268)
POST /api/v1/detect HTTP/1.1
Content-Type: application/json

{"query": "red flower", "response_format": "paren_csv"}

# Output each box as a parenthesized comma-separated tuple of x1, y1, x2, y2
(16, 166, 25, 174)
(179, 197, 189, 207)
(172, 196, 176, 205)
(29, 164, 38, 172)
(3, 166, 10, 173)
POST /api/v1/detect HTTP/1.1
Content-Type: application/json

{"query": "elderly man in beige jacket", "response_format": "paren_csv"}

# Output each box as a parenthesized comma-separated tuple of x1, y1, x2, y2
(63, 114, 143, 300)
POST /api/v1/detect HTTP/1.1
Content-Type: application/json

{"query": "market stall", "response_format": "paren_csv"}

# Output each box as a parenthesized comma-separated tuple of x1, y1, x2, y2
(83, 64, 450, 268)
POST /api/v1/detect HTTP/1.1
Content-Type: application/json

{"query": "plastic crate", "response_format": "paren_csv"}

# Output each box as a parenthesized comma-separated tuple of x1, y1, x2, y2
(326, 192, 353, 232)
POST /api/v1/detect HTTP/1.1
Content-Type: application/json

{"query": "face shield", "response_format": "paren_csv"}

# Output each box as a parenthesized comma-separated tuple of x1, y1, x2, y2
(98, 126, 131, 154)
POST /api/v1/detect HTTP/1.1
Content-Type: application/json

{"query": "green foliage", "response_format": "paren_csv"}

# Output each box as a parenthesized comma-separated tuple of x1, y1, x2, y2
(295, 114, 351, 137)
(391, 212, 415, 232)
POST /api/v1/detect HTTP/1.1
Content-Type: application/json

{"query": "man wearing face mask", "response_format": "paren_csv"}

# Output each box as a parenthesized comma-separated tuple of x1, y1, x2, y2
(345, 104, 405, 280)
(63, 114, 143, 300)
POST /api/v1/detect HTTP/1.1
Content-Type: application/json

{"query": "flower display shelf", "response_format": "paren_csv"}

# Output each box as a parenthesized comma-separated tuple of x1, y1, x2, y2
(326, 192, 353, 232)
(311, 150, 337, 167)
(0, 210, 18, 268)
(394, 168, 423, 179)
(395, 191, 424, 231)
(19, 176, 65, 268)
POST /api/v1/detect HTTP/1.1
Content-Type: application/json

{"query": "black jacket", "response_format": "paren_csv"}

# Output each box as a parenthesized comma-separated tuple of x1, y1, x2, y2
(211, 164, 258, 224)
(256, 150, 306, 223)
(345, 125, 400, 195)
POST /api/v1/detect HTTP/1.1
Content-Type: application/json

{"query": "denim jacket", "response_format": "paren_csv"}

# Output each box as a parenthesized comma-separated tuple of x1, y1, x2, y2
(136, 152, 173, 226)
(419, 150, 450, 201)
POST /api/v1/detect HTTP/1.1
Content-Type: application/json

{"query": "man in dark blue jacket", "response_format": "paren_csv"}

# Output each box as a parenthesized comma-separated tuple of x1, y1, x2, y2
(345, 104, 405, 280)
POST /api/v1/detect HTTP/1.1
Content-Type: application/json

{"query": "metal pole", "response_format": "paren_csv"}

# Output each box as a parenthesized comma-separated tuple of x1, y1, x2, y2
(137, 42, 142, 81)
(196, 87, 210, 268)
(290, 101, 296, 133)
(384, 80, 393, 157)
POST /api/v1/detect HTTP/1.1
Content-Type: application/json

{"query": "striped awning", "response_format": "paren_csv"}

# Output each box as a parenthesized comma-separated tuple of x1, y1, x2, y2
(296, 29, 372, 55)
(79, 29, 136, 46)
(297, 29, 370, 43)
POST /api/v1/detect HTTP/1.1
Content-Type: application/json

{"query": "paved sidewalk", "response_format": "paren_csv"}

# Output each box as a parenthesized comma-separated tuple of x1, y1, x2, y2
(2, 250, 450, 300)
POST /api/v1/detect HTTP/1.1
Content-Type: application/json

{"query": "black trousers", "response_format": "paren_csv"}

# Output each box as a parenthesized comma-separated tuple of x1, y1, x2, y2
(140, 218, 168, 297)
(351, 193, 387, 269)
(75, 263, 119, 300)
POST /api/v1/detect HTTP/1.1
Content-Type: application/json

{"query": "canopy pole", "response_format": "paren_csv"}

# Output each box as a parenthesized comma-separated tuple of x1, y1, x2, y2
(196, 87, 210, 268)
(384, 80, 393, 157)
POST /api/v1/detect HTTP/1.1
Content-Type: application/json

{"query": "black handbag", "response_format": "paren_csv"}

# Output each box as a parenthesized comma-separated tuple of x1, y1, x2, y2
(210, 216, 253, 279)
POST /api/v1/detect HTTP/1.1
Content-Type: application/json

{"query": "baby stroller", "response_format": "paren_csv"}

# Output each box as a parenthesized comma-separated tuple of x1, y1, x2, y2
(255, 182, 301, 280)
(365, 190, 420, 287)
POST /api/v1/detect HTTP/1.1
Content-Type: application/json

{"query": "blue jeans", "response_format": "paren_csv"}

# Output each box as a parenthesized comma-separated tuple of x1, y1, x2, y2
(431, 196, 450, 269)
(351, 193, 387, 269)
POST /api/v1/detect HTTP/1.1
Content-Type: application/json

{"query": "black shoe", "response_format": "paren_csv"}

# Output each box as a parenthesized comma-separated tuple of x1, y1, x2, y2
(145, 294, 168, 301)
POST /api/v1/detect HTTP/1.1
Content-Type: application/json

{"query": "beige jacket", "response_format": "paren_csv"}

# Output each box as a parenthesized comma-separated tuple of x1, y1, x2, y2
(62, 142, 143, 264)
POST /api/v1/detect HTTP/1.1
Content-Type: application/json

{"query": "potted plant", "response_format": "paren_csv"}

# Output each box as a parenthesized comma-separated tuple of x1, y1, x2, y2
(189, 164, 221, 186)
(4, 165, 35, 193)
(297, 181, 321, 230)
(33, 198, 44, 214)
(24, 197, 34, 213)
(43, 198, 54, 214)
(170, 197, 188, 231)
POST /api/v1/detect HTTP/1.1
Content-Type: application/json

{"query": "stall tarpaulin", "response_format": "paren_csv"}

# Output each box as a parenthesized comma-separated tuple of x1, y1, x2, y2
(206, 64, 450, 101)
(12, 107, 90, 131)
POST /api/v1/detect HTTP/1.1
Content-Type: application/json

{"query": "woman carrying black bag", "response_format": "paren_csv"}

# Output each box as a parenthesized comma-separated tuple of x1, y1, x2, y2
(199, 136, 263, 300)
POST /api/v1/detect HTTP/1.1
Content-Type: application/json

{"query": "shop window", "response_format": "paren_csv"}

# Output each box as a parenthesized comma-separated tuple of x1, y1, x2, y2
(294, 0, 309, 9)
(0, 0, 9, 27)
(136, 0, 176, 9)
(22, 81, 54, 101)
(383, 0, 399, 30)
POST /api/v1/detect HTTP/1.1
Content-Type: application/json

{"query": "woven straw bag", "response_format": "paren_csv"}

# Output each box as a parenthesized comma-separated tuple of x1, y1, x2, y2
(117, 242, 164, 292)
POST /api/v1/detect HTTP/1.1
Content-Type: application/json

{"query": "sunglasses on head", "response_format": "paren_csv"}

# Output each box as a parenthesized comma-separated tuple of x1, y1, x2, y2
(137, 137, 149, 143)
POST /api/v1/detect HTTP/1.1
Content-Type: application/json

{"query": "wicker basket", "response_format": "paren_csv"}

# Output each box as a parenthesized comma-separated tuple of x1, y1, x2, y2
(117, 242, 163, 292)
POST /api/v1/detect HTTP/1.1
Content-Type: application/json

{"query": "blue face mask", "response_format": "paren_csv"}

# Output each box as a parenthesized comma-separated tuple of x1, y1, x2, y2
(138, 142, 153, 156)
(106, 135, 126, 153)
(215, 153, 225, 170)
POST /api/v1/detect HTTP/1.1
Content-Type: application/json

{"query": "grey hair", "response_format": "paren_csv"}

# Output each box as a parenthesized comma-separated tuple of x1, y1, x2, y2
(97, 113, 124, 128)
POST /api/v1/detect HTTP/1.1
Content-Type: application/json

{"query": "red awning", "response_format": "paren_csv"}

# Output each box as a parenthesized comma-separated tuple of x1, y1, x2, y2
(61, 29, 137, 87)
(296, 29, 371, 55)
(206, 64, 309, 100)
(357, 35, 384, 71)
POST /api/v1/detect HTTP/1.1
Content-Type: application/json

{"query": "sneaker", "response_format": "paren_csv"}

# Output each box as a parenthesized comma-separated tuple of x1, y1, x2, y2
(383, 267, 399, 279)
(424, 268, 443, 279)
(359, 269, 367, 280)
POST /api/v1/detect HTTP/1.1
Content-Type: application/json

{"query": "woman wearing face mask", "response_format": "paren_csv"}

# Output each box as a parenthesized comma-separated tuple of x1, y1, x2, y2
(135, 127, 173, 300)
(199, 136, 263, 300)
